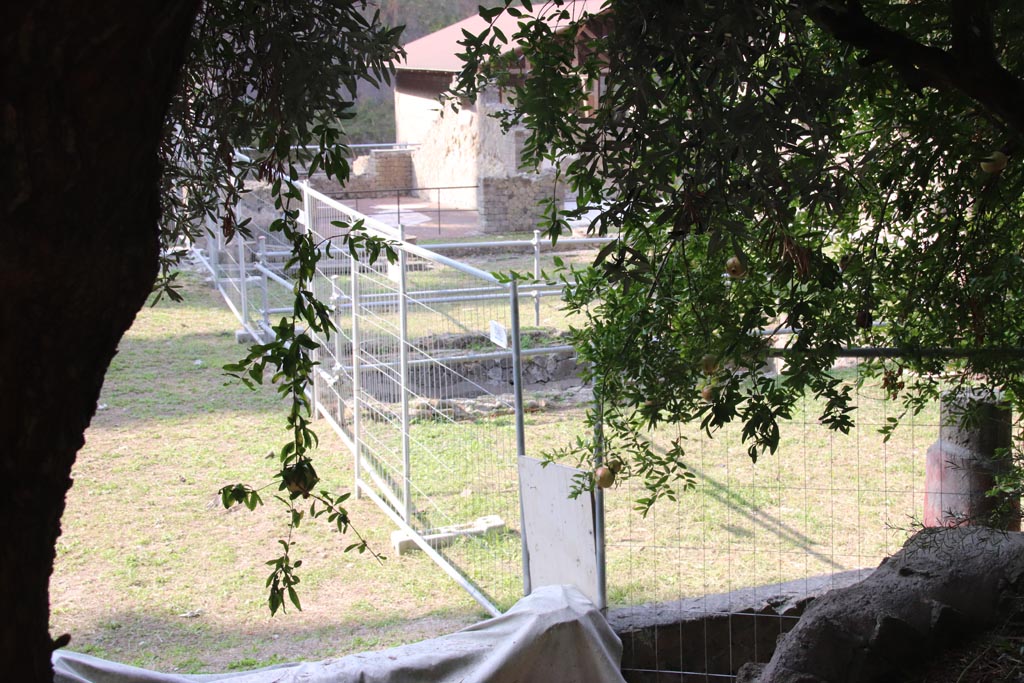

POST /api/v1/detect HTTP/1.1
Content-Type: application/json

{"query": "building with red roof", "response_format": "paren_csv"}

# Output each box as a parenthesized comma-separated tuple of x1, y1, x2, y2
(393, 1, 609, 232)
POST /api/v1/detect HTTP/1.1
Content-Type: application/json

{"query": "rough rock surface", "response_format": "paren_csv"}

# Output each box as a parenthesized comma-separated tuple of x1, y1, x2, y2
(738, 527, 1024, 683)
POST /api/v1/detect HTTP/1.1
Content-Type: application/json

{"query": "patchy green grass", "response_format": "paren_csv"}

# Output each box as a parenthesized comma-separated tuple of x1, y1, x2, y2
(314, 358, 939, 613)
(52, 261, 945, 674)
(51, 272, 486, 674)
(346, 363, 939, 610)
(326, 353, 937, 614)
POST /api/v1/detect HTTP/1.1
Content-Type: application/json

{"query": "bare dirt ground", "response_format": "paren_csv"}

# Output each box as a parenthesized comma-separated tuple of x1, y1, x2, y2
(910, 610, 1024, 683)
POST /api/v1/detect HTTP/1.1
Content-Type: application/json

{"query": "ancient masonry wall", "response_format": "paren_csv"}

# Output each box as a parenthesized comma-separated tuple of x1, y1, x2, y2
(307, 148, 415, 199)
(340, 148, 415, 198)
(476, 91, 523, 177)
(409, 89, 564, 232)
(477, 92, 564, 233)
(478, 173, 563, 234)
(409, 100, 481, 210)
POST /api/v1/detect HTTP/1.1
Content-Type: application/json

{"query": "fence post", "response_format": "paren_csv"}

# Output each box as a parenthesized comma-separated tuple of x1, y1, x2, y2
(258, 236, 269, 333)
(237, 235, 249, 331)
(207, 217, 220, 285)
(532, 230, 541, 327)
(301, 180, 312, 236)
(330, 274, 344, 390)
(509, 279, 532, 596)
(593, 405, 607, 610)
(350, 255, 363, 500)
(925, 388, 1018, 530)
(398, 223, 413, 525)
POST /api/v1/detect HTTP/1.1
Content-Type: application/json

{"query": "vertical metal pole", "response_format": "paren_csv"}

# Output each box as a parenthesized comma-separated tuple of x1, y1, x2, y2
(237, 235, 249, 329)
(509, 280, 532, 595)
(593, 407, 608, 610)
(301, 180, 312, 236)
(258, 236, 270, 332)
(398, 223, 412, 524)
(350, 255, 363, 500)
(208, 216, 221, 285)
(331, 275, 344, 384)
(532, 230, 542, 327)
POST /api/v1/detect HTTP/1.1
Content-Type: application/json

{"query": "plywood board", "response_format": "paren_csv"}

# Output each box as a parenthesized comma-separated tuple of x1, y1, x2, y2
(518, 456, 602, 607)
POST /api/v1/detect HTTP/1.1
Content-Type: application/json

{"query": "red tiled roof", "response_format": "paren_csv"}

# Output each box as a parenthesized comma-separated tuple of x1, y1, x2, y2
(400, 0, 608, 73)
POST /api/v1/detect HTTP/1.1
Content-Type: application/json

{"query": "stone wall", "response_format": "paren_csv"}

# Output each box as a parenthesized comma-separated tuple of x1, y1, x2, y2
(476, 90, 522, 177)
(304, 148, 415, 200)
(409, 100, 480, 209)
(339, 148, 414, 199)
(406, 89, 565, 231)
(478, 172, 564, 234)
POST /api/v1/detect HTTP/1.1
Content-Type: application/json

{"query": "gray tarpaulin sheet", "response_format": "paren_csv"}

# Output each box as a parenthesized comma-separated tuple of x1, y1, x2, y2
(53, 585, 626, 683)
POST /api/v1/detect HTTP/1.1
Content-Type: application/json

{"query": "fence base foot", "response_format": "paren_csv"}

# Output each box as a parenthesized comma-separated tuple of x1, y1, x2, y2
(391, 515, 506, 555)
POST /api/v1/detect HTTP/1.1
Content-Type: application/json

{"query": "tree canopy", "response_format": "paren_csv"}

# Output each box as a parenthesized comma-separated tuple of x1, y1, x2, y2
(456, 0, 1024, 506)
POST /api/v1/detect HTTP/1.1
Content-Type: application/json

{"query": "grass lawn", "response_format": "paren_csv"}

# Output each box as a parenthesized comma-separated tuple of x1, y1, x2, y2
(51, 258, 949, 675)
(598, 377, 939, 608)
(50, 272, 487, 675)
(362, 380, 938, 610)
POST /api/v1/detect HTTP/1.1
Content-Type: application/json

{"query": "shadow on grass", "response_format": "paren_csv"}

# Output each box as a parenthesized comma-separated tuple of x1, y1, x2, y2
(95, 329, 288, 429)
(59, 606, 481, 675)
(689, 464, 847, 572)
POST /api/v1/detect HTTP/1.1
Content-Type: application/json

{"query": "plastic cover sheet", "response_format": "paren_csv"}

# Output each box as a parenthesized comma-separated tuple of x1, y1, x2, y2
(53, 585, 626, 683)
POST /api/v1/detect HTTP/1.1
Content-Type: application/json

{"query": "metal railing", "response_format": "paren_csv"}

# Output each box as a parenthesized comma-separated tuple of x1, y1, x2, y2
(193, 183, 609, 615)
(192, 181, 949, 681)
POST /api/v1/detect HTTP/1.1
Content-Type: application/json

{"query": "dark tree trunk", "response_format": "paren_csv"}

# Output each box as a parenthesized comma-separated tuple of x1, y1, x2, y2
(0, 3, 198, 681)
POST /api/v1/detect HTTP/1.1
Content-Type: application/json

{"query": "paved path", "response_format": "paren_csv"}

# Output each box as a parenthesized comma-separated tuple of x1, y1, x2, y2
(344, 195, 485, 242)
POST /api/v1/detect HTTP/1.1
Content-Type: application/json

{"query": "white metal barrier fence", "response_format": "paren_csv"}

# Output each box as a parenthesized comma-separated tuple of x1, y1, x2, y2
(193, 183, 605, 615)
(603, 357, 939, 680)
(308, 186, 533, 613)
(191, 183, 963, 682)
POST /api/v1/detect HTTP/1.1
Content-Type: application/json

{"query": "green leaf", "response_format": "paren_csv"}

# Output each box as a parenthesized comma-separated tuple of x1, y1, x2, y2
(268, 591, 281, 616)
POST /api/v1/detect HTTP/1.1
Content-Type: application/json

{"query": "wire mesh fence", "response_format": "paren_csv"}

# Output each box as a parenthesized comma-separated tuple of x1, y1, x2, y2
(193, 187, 552, 612)
(300, 189, 596, 613)
(193, 215, 295, 343)
(191, 180, 1011, 680)
(604, 359, 938, 681)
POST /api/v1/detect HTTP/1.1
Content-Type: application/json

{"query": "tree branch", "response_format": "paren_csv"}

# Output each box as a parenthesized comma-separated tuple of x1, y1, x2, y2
(800, 1, 1024, 138)
(950, 0, 996, 65)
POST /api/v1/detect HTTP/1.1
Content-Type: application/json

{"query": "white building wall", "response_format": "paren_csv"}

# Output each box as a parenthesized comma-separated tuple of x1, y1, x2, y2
(409, 100, 480, 209)
(397, 73, 563, 227)
(394, 88, 444, 146)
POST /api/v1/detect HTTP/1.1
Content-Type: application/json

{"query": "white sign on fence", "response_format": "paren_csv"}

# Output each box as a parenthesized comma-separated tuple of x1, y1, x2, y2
(517, 456, 602, 608)
(489, 320, 508, 348)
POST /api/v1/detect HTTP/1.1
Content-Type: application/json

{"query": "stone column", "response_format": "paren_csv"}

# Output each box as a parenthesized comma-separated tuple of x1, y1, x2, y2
(924, 388, 1018, 530)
